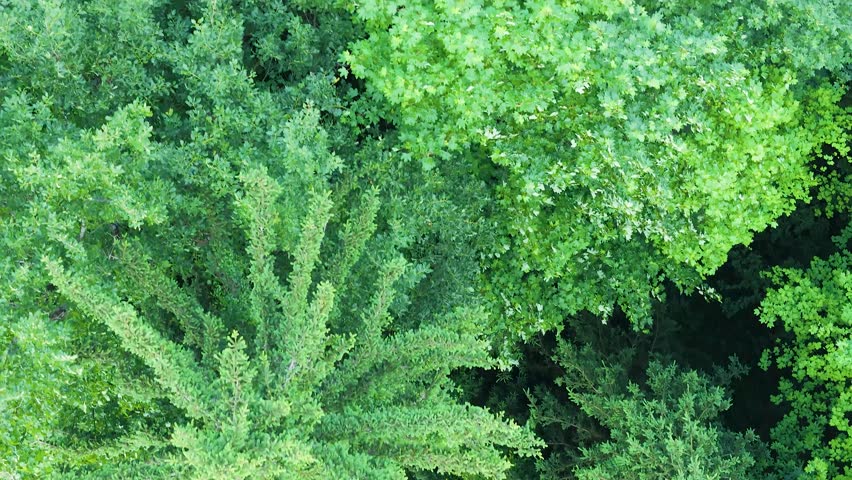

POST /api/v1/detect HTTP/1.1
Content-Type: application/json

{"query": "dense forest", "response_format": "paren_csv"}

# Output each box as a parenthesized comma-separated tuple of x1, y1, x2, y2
(0, 0, 850, 479)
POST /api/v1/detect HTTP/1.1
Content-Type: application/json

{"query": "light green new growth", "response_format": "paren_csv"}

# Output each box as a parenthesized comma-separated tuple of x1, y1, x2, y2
(347, 0, 851, 333)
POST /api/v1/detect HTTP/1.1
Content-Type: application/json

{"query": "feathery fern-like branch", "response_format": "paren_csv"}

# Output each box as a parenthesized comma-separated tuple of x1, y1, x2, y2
(116, 240, 225, 365)
(44, 257, 211, 421)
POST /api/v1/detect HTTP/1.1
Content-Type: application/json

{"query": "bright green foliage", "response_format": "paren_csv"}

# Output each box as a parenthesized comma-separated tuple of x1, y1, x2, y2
(0, 313, 77, 478)
(755, 155, 852, 480)
(816, 153, 852, 221)
(537, 340, 764, 479)
(758, 251, 852, 479)
(346, 0, 851, 332)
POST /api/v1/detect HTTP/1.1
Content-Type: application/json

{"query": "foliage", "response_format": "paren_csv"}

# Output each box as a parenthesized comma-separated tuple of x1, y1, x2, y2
(1, 0, 851, 479)
(758, 249, 852, 479)
(0, 313, 76, 478)
(346, 0, 851, 333)
(44, 218, 542, 477)
(536, 340, 765, 480)
(748, 131, 852, 480)
(456, 315, 769, 480)
(0, 0, 542, 477)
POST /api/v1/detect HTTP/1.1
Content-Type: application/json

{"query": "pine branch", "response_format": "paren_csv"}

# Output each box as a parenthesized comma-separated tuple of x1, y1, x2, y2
(273, 191, 333, 383)
(237, 167, 287, 360)
(321, 257, 407, 402)
(116, 241, 225, 365)
(314, 442, 407, 480)
(318, 402, 542, 479)
(44, 257, 212, 422)
(326, 188, 380, 294)
(327, 311, 494, 407)
(360, 256, 407, 343)
(281, 280, 337, 393)
(214, 331, 256, 445)
(283, 190, 334, 319)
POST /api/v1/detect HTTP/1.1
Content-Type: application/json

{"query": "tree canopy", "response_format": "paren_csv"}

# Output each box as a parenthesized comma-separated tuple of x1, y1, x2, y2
(347, 0, 850, 332)
(0, 0, 849, 479)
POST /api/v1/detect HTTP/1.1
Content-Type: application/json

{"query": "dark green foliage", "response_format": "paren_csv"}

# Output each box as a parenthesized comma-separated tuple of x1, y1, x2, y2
(554, 350, 764, 480)
(453, 313, 771, 480)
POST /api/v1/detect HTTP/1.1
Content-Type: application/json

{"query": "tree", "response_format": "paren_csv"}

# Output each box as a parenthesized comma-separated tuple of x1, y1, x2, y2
(0, 1, 542, 477)
(758, 249, 852, 479)
(43, 176, 542, 478)
(346, 0, 851, 334)
(751, 145, 852, 479)
(534, 340, 765, 480)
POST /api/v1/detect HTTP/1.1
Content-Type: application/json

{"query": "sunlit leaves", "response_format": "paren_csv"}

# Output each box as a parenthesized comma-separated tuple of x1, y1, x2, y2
(347, 0, 850, 333)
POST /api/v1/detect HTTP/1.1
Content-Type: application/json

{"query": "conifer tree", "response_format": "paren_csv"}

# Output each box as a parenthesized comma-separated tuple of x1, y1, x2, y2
(0, 0, 542, 477)
(532, 340, 766, 480)
(42, 174, 542, 478)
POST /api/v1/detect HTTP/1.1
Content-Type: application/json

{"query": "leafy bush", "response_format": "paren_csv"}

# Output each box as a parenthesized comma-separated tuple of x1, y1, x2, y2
(759, 251, 852, 479)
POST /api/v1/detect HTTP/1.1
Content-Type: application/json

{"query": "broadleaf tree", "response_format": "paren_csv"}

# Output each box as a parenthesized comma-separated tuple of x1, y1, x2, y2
(346, 0, 851, 334)
(758, 249, 852, 479)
